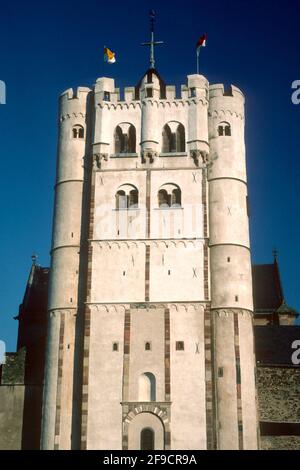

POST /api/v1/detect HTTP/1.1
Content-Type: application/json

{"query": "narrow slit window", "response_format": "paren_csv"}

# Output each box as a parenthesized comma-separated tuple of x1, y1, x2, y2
(190, 87, 196, 97)
(246, 196, 250, 217)
(236, 358, 241, 384)
(146, 88, 153, 98)
(176, 341, 184, 351)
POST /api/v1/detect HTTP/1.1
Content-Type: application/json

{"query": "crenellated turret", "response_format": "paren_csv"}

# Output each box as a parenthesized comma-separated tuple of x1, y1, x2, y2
(208, 84, 258, 449)
(140, 69, 165, 161)
(184, 74, 209, 167)
(41, 86, 91, 450)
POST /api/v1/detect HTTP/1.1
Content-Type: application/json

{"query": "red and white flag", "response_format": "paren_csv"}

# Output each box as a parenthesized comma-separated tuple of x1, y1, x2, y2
(196, 33, 207, 52)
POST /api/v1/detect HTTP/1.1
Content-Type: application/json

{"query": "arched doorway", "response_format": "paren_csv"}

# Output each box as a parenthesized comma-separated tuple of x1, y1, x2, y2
(127, 412, 165, 450)
(140, 427, 154, 450)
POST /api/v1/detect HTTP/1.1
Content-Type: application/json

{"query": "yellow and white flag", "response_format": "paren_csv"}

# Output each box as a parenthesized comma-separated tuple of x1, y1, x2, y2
(104, 47, 116, 64)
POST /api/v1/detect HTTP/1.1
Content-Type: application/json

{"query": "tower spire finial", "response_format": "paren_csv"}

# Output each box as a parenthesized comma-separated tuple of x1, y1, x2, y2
(31, 253, 38, 266)
(141, 9, 164, 69)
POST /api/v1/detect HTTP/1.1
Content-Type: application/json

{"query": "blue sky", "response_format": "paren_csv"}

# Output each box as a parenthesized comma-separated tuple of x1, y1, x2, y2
(0, 0, 299, 350)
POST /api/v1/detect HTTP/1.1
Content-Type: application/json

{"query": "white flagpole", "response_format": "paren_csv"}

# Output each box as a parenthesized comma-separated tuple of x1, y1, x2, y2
(196, 47, 200, 74)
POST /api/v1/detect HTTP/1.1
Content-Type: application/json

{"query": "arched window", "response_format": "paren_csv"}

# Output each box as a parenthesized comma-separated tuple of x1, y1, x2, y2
(128, 124, 136, 153)
(72, 125, 84, 139)
(129, 188, 138, 208)
(145, 342, 151, 351)
(171, 188, 181, 207)
(115, 184, 139, 210)
(218, 122, 231, 136)
(158, 189, 170, 208)
(162, 124, 172, 153)
(114, 126, 123, 153)
(140, 428, 154, 450)
(162, 122, 185, 153)
(176, 123, 185, 152)
(116, 190, 127, 210)
(138, 372, 156, 401)
(114, 124, 136, 154)
(158, 184, 182, 208)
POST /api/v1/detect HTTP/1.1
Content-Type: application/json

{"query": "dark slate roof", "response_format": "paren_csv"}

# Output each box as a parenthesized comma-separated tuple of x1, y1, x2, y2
(19, 265, 49, 316)
(252, 262, 283, 312)
(16, 265, 49, 386)
(254, 325, 300, 365)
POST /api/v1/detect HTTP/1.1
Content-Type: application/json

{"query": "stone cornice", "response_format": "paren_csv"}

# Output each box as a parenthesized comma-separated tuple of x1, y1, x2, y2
(60, 111, 86, 122)
(97, 97, 208, 111)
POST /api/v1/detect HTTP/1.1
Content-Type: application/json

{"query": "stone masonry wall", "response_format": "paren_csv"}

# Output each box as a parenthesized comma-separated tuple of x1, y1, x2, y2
(257, 366, 300, 422)
(260, 436, 300, 451)
(1, 348, 25, 385)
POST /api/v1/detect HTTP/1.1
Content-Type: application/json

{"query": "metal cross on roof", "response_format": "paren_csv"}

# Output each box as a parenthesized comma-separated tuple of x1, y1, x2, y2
(141, 10, 164, 69)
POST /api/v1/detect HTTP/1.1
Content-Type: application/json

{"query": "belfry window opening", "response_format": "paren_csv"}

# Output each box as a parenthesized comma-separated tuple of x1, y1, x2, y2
(162, 122, 185, 153)
(114, 124, 136, 154)
(158, 184, 181, 209)
(72, 125, 84, 139)
(218, 122, 231, 136)
(115, 184, 139, 210)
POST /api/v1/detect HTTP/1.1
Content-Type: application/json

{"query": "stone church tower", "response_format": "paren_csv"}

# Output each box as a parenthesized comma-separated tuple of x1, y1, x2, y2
(40, 57, 259, 449)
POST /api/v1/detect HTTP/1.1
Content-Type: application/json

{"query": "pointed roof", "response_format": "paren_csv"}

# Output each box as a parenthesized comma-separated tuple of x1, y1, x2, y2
(135, 68, 166, 100)
(252, 257, 298, 318)
(252, 259, 284, 312)
(16, 264, 49, 352)
(18, 264, 49, 319)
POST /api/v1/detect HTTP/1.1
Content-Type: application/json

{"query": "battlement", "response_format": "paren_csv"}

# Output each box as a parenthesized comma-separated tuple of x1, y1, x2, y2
(208, 83, 245, 119)
(60, 86, 91, 101)
(59, 86, 91, 118)
(209, 83, 244, 101)
(93, 73, 209, 104)
(57, 76, 245, 120)
(58, 77, 244, 108)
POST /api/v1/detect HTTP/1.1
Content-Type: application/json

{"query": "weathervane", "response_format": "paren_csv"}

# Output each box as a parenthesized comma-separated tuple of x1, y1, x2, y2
(141, 10, 164, 69)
